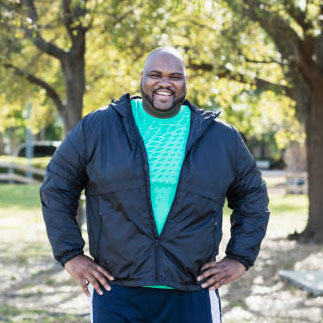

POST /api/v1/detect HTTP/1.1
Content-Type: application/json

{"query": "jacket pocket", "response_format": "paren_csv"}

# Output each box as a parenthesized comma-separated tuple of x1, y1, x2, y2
(95, 194, 153, 280)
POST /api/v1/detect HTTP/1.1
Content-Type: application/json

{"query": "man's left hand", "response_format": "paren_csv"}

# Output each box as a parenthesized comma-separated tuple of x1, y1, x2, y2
(197, 257, 246, 290)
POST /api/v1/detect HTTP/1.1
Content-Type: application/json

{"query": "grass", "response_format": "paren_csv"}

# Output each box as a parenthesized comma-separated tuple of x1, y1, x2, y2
(223, 193, 308, 218)
(0, 184, 309, 220)
(0, 184, 41, 210)
(269, 194, 308, 216)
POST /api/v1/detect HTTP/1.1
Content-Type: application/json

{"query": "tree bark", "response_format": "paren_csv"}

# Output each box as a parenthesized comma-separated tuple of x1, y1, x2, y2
(59, 52, 86, 224)
(59, 53, 85, 134)
(295, 86, 323, 243)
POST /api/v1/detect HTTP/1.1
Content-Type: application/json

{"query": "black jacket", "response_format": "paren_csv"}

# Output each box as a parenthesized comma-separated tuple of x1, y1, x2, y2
(40, 94, 269, 291)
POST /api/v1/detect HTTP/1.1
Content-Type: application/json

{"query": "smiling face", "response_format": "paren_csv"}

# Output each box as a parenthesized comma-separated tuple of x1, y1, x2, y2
(140, 50, 188, 118)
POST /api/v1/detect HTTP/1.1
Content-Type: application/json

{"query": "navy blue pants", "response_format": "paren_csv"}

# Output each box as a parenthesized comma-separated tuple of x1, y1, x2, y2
(90, 284, 221, 323)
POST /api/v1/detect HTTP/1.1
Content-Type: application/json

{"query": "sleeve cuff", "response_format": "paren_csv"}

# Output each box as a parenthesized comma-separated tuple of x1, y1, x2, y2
(57, 249, 84, 267)
(225, 252, 251, 271)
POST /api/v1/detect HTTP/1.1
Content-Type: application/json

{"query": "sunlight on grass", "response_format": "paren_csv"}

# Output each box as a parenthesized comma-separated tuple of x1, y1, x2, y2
(0, 184, 42, 225)
(223, 194, 307, 218)
(269, 194, 308, 216)
(0, 184, 41, 210)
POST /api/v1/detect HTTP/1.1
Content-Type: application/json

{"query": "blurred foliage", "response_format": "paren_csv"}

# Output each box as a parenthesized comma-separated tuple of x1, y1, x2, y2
(0, 0, 312, 149)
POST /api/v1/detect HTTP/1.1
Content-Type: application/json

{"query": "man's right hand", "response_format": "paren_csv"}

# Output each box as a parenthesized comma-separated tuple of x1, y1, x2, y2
(64, 255, 114, 297)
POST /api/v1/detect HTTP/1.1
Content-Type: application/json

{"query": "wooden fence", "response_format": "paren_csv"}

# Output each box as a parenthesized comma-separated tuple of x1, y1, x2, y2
(0, 161, 45, 184)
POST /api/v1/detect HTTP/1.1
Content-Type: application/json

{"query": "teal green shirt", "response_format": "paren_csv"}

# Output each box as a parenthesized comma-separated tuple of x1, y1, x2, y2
(131, 99, 191, 234)
(131, 99, 191, 289)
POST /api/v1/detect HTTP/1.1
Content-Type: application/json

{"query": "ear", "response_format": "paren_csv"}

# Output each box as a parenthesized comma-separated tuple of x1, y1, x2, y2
(141, 71, 144, 80)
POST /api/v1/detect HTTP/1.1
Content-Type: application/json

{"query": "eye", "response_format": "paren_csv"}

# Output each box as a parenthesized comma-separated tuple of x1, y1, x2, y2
(170, 75, 182, 80)
(149, 74, 160, 79)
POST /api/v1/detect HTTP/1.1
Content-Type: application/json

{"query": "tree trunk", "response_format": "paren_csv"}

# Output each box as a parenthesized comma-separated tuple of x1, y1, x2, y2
(59, 53, 85, 135)
(292, 85, 323, 243)
(59, 48, 86, 225)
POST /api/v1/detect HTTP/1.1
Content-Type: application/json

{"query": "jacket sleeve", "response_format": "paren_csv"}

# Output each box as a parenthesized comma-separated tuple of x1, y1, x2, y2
(40, 119, 89, 266)
(225, 129, 270, 270)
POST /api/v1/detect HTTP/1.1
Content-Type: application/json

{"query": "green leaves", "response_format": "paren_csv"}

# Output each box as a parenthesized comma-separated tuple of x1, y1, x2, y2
(2, 0, 317, 150)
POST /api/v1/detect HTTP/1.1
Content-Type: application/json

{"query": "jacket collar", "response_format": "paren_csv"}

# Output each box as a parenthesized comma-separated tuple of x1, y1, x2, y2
(111, 93, 221, 154)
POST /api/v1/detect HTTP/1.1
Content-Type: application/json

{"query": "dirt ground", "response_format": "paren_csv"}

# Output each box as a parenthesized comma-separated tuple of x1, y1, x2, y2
(0, 179, 322, 322)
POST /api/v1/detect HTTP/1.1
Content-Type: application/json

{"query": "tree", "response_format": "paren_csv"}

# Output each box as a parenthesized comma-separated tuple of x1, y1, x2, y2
(222, 0, 323, 243)
(0, 0, 177, 134)
(0, 0, 94, 134)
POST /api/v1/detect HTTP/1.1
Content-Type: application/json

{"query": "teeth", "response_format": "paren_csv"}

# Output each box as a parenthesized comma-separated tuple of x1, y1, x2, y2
(156, 91, 172, 96)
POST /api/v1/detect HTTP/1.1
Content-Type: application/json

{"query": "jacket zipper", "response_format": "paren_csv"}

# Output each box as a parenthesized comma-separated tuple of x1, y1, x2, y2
(156, 111, 195, 238)
(95, 211, 103, 264)
(158, 155, 187, 237)
(158, 114, 215, 238)
(213, 219, 218, 260)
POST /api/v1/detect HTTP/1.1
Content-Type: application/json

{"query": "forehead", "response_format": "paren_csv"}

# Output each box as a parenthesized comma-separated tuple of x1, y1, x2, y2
(144, 52, 185, 74)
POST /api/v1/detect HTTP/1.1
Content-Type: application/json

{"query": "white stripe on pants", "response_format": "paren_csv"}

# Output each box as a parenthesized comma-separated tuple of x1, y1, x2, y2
(88, 284, 94, 323)
(209, 290, 221, 323)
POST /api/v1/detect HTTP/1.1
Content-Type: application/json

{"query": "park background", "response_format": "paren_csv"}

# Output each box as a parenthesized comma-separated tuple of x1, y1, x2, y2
(0, 0, 322, 322)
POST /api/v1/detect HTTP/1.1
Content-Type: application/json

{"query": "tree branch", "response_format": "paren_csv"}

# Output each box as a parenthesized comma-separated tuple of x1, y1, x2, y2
(61, 0, 89, 57)
(4, 63, 65, 112)
(61, 0, 74, 40)
(243, 57, 284, 65)
(224, 0, 301, 60)
(237, 49, 286, 66)
(22, 0, 68, 59)
(61, 0, 89, 38)
(282, 0, 313, 31)
(188, 59, 294, 99)
(217, 68, 294, 98)
(224, 0, 316, 83)
(181, 18, 218, 32)
(188, 61, 213, 72)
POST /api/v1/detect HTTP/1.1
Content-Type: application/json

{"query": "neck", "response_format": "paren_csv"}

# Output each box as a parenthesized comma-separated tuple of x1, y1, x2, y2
(142, 102, 181, 119)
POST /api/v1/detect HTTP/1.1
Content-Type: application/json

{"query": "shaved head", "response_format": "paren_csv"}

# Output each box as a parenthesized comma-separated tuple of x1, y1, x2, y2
(140, 47, 188, 118)
(143, 47, 186, 76)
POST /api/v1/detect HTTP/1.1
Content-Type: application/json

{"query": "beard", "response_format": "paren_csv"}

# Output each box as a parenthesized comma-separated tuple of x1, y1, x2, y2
(140, 81, 187, 115)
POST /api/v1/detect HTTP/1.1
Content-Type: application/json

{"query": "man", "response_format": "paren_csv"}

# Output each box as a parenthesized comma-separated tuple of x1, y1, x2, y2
(40, 47, 269, 322)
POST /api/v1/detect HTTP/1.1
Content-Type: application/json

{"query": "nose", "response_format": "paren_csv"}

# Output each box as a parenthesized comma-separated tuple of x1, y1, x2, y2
(158, 77, 172, 87)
